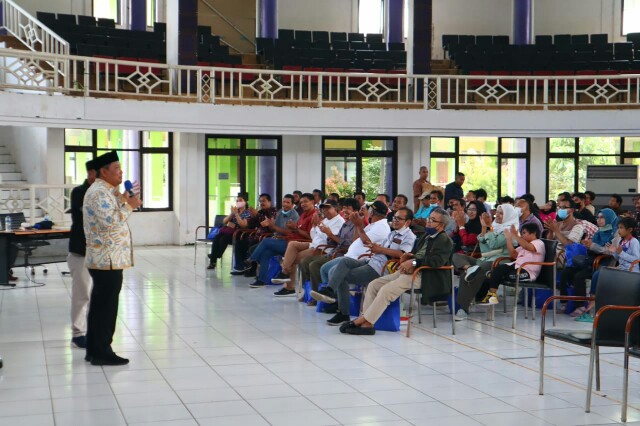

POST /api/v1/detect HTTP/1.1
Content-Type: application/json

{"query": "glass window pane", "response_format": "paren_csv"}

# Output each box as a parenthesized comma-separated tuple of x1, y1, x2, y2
(324, 139, 357, 150)
(142, 131, 169, 148)
(146, 0, 155, 27)
(548, 158, 575, 199)
(430, 137, 456, 153)
(93, 0, 119, 21)
(578, 156, 619, 193)
(459, 156, 498, 201)
(578, 137, 620, 155)
(245, 156, 278, 207)
(430, 157, 455, 189)
(97, 129, 139, 150)
(501, 138, 528, 153)
(325, 156, 357, 197)
(246, 138, 278, 150)
(624, 157, 640, 165)
(459, 137, 498, 155)
(363, 139, 394, 151)
(208, 155, 241, 225)
(65, 151, 94, 185)
(208, 138, 241, 149)
(359, 0, 383, 34)
(65, 129, 93, 147)
(500, 158, 527, 200)
(624, 137, 640, 152)
(623, 0, 640, 34)
(362, 157, 393, 201)
(96, 150, 140, 187)
(142, 153, 169, 208)
(549, 137, 576, 153)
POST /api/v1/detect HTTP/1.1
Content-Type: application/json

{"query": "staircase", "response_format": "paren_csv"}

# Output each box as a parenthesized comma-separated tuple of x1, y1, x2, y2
(0, 145, 43, 220)
(430, 59, 460, 75)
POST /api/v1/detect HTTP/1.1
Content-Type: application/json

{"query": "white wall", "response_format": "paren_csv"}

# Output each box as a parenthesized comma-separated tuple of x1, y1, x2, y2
(282, 135, 322, 193)
(278, 0, 357, 32)
(14, 0, 91, 16)
(0, 125, 48, 184)
(529, 137, 547, 203)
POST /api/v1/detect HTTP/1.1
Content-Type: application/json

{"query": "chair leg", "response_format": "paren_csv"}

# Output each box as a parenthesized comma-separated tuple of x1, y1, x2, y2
(432, 302, 437, 328)
(503, 286, 508, 313)
(595, 346, 601, 391)
(532, 288, 536, 321)
(406, 291, 414, 338)
(451, 272, 456, 335)
(417, 299, 422, 324)
(524, 287, 529, 319)
(512, 282, 519, 329)
(586, 340, 597, 413)
(539, 336, 546, 395)
(623, 336, 631, 422)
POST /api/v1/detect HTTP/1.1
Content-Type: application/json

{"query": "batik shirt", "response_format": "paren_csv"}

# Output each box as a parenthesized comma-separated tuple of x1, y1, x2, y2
(83, 178, 134, 270)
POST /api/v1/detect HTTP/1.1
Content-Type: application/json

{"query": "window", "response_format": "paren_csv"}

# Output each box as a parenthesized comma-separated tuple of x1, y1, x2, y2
(547, 137, 621, 199)
(359, 0, 384, 35)
(322, 137, 397, 201)
(64, 129, 173, 211)
(430, 136, 530, 203)
(147, 0, 156, 27)
(93, 0, 120, 23)
(403, 0, 409, 39)
(205, 136, 281, 227)
(623, 0, 640, 35)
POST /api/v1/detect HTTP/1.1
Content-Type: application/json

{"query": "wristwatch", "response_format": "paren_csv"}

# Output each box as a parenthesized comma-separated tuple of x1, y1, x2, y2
(411, 260, 417, 267)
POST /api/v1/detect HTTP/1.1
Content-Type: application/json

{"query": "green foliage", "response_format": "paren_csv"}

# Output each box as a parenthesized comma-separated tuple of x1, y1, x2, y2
(325, 166, 355, 197)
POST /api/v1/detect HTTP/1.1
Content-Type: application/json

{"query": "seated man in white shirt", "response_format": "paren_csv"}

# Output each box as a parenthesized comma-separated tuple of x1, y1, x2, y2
(311, 203, 416, 326)
(272, 199, 345, 292)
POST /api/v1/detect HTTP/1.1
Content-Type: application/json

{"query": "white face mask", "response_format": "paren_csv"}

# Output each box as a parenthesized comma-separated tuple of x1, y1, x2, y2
(514, 207, 523, 218)
(236, 201, 246, 209)
(430, 203, 439, 208)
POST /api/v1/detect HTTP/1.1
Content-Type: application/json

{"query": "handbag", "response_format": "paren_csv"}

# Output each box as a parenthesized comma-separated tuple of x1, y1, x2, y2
(207, 225, 222, 240)
(565, 243, 587, 267)
(571, 254, 594, 270)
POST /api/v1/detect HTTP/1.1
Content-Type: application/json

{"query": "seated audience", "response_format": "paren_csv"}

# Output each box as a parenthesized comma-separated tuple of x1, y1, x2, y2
(539, 200, 557, 223)
(208, 192, 252, 270)
(543, 198, 584, 253)
(312, 189, 324, 208)
(231, 193, 278, 275)
(475, 188, 493, 217)
(414, 190, 444, 231)
(387, 194, 408, 222)
(298, 198, 359, 302)
(584, 190, 597, 215)
(312, 206, 415, 325)
(328, 192, 340, 202)
(271, 199, 345, 293)
(559, 208, 618, 317)
(453, 204, 519, 320)
(573, 192, 596, 224)
(609, 193, 625, 216)
(293, 190, 303, 215)
(452, 200, 486, 254)
(481, 222, 545, 305)
(444, 172, 465, 205)
(516, 196, 544, 237)
(339, 208, 453, 335)
(465, 190, 476, 205)
(578, 217, 640, 322)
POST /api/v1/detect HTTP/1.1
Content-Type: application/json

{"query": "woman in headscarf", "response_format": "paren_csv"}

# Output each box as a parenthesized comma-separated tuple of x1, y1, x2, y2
(453, 204, 520, 321)
(452, 200, 486, 254)
(558, 207, 619, 317)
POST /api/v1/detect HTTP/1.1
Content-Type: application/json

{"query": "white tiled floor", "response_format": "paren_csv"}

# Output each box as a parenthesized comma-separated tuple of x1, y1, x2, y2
(1, 246, 640, 425)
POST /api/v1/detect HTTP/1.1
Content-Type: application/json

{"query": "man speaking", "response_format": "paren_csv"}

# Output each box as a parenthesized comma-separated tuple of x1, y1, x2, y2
(83, 151, 142, 366)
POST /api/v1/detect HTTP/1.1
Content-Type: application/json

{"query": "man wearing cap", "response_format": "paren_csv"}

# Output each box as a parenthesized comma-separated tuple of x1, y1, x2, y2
(311, 200, 399, 325)
(67, 159, 97, 350)
(83, 151, 142, 366)
(271, 199, 345, 293)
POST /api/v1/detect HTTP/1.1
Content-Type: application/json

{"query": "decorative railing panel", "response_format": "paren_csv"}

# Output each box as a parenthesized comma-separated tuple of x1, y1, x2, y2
(1, 48, 640, 110)
(0, 184, 75, 226)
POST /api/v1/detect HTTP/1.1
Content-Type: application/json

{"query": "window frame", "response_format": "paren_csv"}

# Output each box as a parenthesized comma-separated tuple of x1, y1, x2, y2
(204, 134, 282, 227)
(321, 136, 398, 200)
(64, 129, 173, 212)
(430, 136, 530, 201)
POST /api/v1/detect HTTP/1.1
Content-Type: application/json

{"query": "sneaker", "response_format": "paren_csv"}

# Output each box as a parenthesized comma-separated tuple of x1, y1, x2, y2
(271, 272, 291, 283)
(231, 266, 250, 275)
(274, 288, 296, 297)
(207, 262, 216, 270)
(327, 313, 351, 326)
(464, 265, 480, 282)
(249, 280, 265, 288)
(90, 354, 129, 366)
(454, 309, 468, 321)
(478, 291, 499, 305)
(71, 335, 87, 349)
(310, 288, 336, 304)
(575, 312, 594, 323)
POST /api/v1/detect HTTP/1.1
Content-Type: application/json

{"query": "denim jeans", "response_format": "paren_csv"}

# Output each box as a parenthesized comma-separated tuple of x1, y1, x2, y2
(249, 238, 288, 283)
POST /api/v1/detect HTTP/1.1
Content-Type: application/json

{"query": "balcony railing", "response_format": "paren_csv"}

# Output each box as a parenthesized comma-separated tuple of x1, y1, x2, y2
(0, 48, 640, 110)
(0, 184, 75, 226)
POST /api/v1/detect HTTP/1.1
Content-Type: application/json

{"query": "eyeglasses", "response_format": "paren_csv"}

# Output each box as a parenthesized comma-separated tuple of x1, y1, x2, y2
(392, 216, 407, 221)
(426, 217, 442, 223)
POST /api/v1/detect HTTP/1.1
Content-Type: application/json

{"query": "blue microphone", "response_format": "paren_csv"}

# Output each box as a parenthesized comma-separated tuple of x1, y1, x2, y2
(124, 180, 135, 196)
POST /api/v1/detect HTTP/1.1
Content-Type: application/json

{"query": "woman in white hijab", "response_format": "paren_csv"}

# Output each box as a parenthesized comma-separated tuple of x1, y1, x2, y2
(452, 204, 520, 321)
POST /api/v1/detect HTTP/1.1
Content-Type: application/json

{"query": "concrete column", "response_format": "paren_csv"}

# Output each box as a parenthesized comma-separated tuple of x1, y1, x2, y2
(387, 0, 403, 44)
(260, 0, 277, 38)
(513, 0, 533, 45)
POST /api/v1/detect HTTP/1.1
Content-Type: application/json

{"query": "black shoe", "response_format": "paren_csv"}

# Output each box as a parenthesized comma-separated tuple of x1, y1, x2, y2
(249, 280, 265, 288)
(310, 288, 336, 303)
(327, 313, 350, 326)
(71, 336, 87, 349)
(273, 288, 296, 297)
(271, 272, 291, 284)
(339, 321, 356, 333)
(345, 325, 375, 335)
(243, 258, 254, 267)
(84, 354, 93, 362)
(207, 262, 216, 270)
(324, 303, 338, 314)
(90, 354, 129, 366)
(244, 265, 257, 277)
(231, 266, 250, 276)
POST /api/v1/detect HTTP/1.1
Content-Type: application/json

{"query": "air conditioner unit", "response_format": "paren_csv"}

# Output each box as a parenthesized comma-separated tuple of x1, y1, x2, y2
(586, 165, 639, 194)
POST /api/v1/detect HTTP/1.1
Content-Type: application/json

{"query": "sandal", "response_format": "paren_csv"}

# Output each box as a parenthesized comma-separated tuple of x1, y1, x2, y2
(570, 306, 586, 317)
